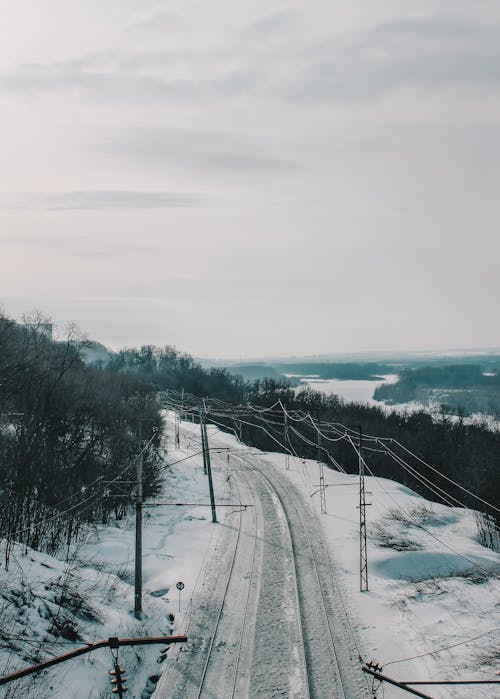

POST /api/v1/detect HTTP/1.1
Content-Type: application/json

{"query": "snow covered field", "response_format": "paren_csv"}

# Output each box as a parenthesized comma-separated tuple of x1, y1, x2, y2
(0, 411, 499, 697)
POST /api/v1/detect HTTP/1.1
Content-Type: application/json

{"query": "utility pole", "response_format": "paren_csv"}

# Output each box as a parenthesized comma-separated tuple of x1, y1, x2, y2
(199, 406, 208, 475)
(284, 411, 290, 470)
(201, 401, 217, 523)
(358, 425, 368, 592)
(135, 421, 143, 618)
(317, 429, 327, 514)
(175, 388, 184, 449)
(175, 412, 180, 449)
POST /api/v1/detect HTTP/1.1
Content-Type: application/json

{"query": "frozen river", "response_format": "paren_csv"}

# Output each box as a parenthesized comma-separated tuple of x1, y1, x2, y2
(297, 374, 399, 405)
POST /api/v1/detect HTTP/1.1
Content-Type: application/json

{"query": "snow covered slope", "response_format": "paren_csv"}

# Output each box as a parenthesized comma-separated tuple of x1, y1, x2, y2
(0, 411, 498, 698)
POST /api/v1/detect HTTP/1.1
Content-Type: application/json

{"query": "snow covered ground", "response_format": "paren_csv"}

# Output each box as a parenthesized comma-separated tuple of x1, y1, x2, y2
(0, 412, 231, 698)
(0, 411, 499, 697)
(175, 418, 500, 698)
(268, 453, 500, 698)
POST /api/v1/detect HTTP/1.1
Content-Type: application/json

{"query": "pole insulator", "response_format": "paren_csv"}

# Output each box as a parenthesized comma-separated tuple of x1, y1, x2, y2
(110, 662, 128, 696)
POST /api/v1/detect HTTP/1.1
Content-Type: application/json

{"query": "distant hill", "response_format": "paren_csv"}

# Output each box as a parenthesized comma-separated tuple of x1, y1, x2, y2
(223, 364, 280, 381)
(203, 351, 500, 385)
(374, 364, 500, 415)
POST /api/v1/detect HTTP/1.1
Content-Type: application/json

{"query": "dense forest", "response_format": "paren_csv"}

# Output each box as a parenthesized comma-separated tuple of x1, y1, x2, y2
(111, 345, 500, 528)
(0, 314, 162, 567)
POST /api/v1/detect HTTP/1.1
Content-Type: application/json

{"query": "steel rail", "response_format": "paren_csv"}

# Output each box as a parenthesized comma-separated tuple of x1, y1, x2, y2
(194, 458, 258, 699)
(228, 467, 259, 698)
(283, 475, 360, 698)
(252, 462, 344, 698)
(231, 452, 311, 699)
(289, 486, 348, 696)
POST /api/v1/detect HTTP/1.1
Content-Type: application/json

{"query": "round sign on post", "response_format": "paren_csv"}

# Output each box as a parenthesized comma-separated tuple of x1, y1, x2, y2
(176, 581, 184, 612)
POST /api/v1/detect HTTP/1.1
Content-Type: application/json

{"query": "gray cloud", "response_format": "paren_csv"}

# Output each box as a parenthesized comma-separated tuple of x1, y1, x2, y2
(0, 65, 200, 101)
(273, 14, 500, 102)
(71, 243, 169, 259)
(243, 9, 298, 39)
(2, 12, 498, 110)
(2, 191, 201, 210)
(371, 15, 500, 44)
(101, 128, 295, 175)
(125, 10, 180, 36)
(0, 234, 72, 248)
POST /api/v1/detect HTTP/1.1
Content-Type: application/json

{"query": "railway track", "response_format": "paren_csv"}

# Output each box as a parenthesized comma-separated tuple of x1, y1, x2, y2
(155, 453, 264, 698)
(194, 467, 260, 698)
(156, 428, 367, 698)
(243, 464, 310, 698)
(249, 457, 368, 698)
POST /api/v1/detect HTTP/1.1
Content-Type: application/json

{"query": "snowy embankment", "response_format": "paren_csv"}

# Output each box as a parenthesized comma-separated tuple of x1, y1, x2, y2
(179, 418, 500, 699)
(0, 411, 499, 698)
(0, 412, 231, 698)
(272, 454, 500, 698)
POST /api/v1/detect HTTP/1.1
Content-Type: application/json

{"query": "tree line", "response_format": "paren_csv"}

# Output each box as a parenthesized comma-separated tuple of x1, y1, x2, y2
(110, 346, 500, 528)
(0, 314, 163, 568)
(374, 364, 500, 416)
(238, 381, 500, 527)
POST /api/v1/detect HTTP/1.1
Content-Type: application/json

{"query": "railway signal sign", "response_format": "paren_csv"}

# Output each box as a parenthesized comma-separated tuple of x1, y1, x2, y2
(176, 581, 185, 611)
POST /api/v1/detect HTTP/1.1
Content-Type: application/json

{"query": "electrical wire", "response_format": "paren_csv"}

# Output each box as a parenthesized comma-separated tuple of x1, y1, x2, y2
(164, 392, 499, 521)
(383, 627, 500, 669)
(394, 440, 500, 515)
(380, 442, 465, 510)
(6, 430, 158, 540)
(348, 436, 496, 578)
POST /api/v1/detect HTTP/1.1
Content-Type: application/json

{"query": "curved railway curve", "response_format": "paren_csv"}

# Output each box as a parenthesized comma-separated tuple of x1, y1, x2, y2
(247, 456, 368, 698)
(155, 432, 367, 698)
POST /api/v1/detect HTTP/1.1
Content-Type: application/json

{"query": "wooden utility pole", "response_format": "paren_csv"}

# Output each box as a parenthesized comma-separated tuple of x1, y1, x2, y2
(135, 421, 143, 618)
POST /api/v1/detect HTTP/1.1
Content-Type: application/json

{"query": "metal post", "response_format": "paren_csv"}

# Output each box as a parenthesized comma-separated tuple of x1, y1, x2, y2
(318, 430, 327, 514)
(199, 406, 208, 475)
(202, 400, 217, 524)
(284, 411, 290, 470)
(175, 412, 180, 449)
(359, 425, 368, 591)
(135, 421, 143, 617)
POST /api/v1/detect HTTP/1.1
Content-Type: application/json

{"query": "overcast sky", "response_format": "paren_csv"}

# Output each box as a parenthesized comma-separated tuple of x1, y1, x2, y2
(1, 1, 499, 358)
